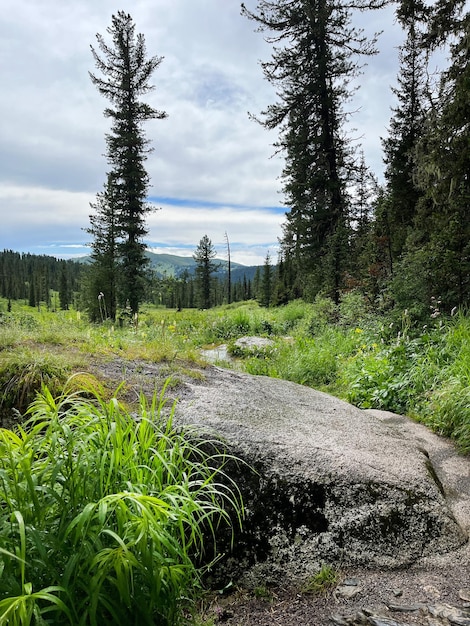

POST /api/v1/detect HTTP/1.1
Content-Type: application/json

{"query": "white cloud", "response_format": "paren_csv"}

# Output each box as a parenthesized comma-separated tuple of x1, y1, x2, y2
(0, 0, 430, 263)
(0, 184, 284, 265)
(147, 202, 284, 244)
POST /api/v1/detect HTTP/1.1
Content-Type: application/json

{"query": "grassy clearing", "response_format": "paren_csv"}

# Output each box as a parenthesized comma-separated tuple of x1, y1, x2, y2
(0, 379, 242, 625)
(2, 297, 470, 452)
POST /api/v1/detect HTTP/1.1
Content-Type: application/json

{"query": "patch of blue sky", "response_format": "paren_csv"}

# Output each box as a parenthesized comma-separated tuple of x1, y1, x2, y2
(148, 196, 286, 214)
(192, 68, 244, 109)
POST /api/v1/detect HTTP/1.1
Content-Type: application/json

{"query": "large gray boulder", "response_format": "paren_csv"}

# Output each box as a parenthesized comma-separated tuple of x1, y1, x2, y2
(174, 366, 469, 585)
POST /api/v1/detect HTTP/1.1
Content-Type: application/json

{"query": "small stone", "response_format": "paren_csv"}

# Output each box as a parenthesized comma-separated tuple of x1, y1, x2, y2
(392, 589, 403, 597)
(460, 590, 470, 603)
(448, 618, 470, 626)
(386, 602, 424, 612)
(423, 584, 441, 600)
(335, 585, 363, 599)
(367, 616, 411, 626)
(428, 603, 470, 622)
(343, 578, 361, 586)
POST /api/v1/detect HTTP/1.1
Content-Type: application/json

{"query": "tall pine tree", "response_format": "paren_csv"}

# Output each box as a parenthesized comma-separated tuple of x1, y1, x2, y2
(412, 8, 470, 310)
(193, 235, 218, 309)
(89, 11, 167, 317)
(381, 0, 428, 268)
(242, 0, 381, 303)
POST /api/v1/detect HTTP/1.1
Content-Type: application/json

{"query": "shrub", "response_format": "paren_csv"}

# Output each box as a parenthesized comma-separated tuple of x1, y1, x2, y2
(0, 350, 71, 424)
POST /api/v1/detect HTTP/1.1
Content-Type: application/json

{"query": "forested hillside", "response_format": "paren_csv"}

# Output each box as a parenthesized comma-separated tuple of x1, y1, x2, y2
(0, 249, 261, 312)
(0, 250, 82, 310)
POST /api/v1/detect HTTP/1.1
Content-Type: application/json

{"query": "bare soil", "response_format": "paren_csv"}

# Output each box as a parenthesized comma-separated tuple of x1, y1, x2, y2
(197, 564, 470, 625)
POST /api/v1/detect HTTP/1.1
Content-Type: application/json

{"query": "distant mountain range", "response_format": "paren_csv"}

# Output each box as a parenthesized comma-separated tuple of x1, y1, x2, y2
(78, 251, 262, 282)
(145, 251, 261, 282)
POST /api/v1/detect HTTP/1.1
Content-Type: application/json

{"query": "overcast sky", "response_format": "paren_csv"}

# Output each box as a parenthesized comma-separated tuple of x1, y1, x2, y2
(0, 0, 407, 265)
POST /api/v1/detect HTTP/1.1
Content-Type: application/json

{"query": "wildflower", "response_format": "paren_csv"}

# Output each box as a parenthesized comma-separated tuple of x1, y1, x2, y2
(354, 328, 363, 334)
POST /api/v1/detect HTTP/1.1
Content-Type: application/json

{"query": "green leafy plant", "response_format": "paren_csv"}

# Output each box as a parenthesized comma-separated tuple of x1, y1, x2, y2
(0, 378, 243, 625)
(253, 585, 273, 600)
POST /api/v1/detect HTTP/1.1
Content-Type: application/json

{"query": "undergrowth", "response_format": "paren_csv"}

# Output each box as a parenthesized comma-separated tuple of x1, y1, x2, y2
(3, 296, 470, 452)
(0, 378, 243, 625)
(301, 565, 339, 595)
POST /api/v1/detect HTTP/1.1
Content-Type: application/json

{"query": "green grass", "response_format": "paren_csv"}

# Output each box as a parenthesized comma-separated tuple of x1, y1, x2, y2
(0, 379, 243, 625)
(301, 565, 339, 594)
(3, 295, 470, 452)
(0, 349, 72, 423)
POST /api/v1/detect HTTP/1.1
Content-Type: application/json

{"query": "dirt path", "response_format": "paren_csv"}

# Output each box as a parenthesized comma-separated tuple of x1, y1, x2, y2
(198, 564, 470, 625)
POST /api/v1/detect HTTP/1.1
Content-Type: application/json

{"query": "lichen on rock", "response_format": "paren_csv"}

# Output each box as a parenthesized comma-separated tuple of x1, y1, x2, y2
(173, 366, 469, 586)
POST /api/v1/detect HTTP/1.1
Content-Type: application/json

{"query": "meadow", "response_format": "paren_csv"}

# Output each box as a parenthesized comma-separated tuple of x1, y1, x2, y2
(1, 294, 469, 624)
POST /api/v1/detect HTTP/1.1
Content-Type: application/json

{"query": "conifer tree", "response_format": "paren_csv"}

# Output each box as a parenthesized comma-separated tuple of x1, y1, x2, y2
(242, 0, 382, 303)
(89, 11, 167, 317)
(193, 235, 218, 309)
(84, 176, 119, 321)
(412, 9, 470, 310)
(224, 232, 232, 305)
(348, 152, 379, 290)
(381, 0, 428, 267)
(58, 264, 70, 310)
(259, 252, 273, 308)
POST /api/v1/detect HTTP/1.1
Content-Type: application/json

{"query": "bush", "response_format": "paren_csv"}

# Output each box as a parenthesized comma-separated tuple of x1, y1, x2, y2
(0, 350, 71, 424)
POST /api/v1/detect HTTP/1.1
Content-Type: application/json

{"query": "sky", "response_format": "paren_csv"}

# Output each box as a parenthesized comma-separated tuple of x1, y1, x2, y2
(0, 0, 408, 266)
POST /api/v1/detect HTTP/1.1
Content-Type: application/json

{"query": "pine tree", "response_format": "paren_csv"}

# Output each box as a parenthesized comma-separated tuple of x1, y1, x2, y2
(193, 235, 218, 309)
(381, 0, 428, 266)
(411, 9, 470, 310)
(242, 0, 381, 303)
(259, 252, 273, 308)
(85, 176, 119, 321)
(58, 264, 70, 310)
(89, 11, 167, 316)
(224, 232, 232, 305)
(348, 152, 379, 290)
